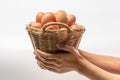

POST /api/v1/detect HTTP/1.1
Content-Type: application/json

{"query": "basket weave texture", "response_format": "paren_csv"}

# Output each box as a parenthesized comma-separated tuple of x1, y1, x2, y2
(26, 22, 85, 53)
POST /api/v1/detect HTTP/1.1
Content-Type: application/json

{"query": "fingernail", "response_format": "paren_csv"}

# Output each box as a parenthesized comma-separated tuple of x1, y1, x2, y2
(34, 51, 39, 56)
(35, 56, 37, 59)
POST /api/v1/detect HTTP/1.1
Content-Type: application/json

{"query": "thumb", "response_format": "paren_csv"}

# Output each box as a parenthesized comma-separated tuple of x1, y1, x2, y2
(56, 44, 82, 59)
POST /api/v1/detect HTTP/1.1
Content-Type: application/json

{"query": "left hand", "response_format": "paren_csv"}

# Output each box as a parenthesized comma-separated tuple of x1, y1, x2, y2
(34, 44, 83, 73)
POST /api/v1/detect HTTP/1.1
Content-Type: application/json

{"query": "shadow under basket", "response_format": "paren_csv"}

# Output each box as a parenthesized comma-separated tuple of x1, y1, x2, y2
(26, 22, 85, 53)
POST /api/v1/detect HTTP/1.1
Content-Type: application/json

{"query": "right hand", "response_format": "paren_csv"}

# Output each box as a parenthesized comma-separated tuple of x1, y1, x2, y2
(34, 44, 85, 73)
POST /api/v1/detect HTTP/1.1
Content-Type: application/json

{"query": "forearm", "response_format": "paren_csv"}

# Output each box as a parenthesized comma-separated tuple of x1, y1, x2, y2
(79, 49, 120, 74)
(77, 59, 120, 80)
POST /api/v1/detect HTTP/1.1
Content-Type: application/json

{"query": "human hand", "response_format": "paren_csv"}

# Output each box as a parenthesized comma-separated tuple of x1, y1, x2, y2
(34, 44, 120, 80)
(34, 44, 84, 73)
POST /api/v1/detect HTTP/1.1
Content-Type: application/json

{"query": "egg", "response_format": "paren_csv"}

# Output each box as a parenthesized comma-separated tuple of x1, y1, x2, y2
(41, 12, 56, 25)
(71, 24, 79, 30)
(55, 10, 68, 24)
(36, 12, 44, 23)
(67, 14, 76, 26)
(45, 25, 59, 31)
(31, 22, 41, 28)
(59, 28, 67, 30)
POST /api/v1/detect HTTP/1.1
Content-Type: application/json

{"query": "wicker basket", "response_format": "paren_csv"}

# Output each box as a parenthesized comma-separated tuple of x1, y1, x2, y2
(26, 22, 85, 53)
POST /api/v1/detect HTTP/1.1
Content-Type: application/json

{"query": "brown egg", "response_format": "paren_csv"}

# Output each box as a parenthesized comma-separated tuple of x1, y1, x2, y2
(55, 10, 68, 24)
(41, 12, 56, 25)
(45, 25, 59, 31)
(36, 12, 44, 23)
(71, 24, 79, 30)
(67, 14, 76, 26)
(31, 22, 41, 28)
(59, 28, 67, 30)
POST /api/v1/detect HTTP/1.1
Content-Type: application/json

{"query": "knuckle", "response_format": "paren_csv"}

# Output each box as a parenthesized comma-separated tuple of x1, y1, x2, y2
(56, 62, 63, 68)
(58, 64, 62, 69)
(42, 58, 47, 63)
(45, 54, 51, 59)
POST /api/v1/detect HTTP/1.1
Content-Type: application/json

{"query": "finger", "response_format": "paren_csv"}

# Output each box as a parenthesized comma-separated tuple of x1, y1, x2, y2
(34, 51, 41, 60)
(36, 60, 46, 70)
(36, 57, 61, 72)
(37, 59, 64, 74)
(56, 44, 82, 59)
(35, 49, 60, 60)
(35, 55, 61, 68)
(33, 51, 37, 55)
(33, 49, 38, 55)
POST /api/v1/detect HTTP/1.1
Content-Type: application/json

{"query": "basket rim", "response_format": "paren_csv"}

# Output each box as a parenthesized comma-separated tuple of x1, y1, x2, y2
(26, 22, 85, 33)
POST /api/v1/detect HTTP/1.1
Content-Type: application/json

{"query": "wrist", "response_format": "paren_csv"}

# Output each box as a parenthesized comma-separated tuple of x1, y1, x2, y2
(76, 58, 99, 79)
(78, 49, 86, 57)
(77, 59, 96, 80)
(75, 58, 89, 74)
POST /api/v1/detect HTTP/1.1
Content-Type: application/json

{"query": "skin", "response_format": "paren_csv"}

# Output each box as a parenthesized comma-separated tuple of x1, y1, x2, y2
(79, 50, 120, 74)
(34, 44, 120, 80)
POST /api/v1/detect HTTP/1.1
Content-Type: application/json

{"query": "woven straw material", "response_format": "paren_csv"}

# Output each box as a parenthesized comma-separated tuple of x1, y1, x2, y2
(26, 22, 85, 53)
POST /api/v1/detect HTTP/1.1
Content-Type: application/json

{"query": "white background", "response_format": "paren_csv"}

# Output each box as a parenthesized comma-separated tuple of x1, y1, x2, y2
(0, 0, 120, 80)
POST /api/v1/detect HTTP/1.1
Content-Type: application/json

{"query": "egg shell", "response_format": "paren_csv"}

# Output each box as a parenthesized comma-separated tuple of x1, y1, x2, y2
(41, 12, 56, 25)
(45, 25, 59, 31)
(71, 24, 79, 30)
(56, 10, 67, 15)
(67, 14, 76, 26)
(59, 27, 67, 30)
(36, 12, 44, 23)
(55, 10, 68, 24)
(31, 22, 42, 28)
